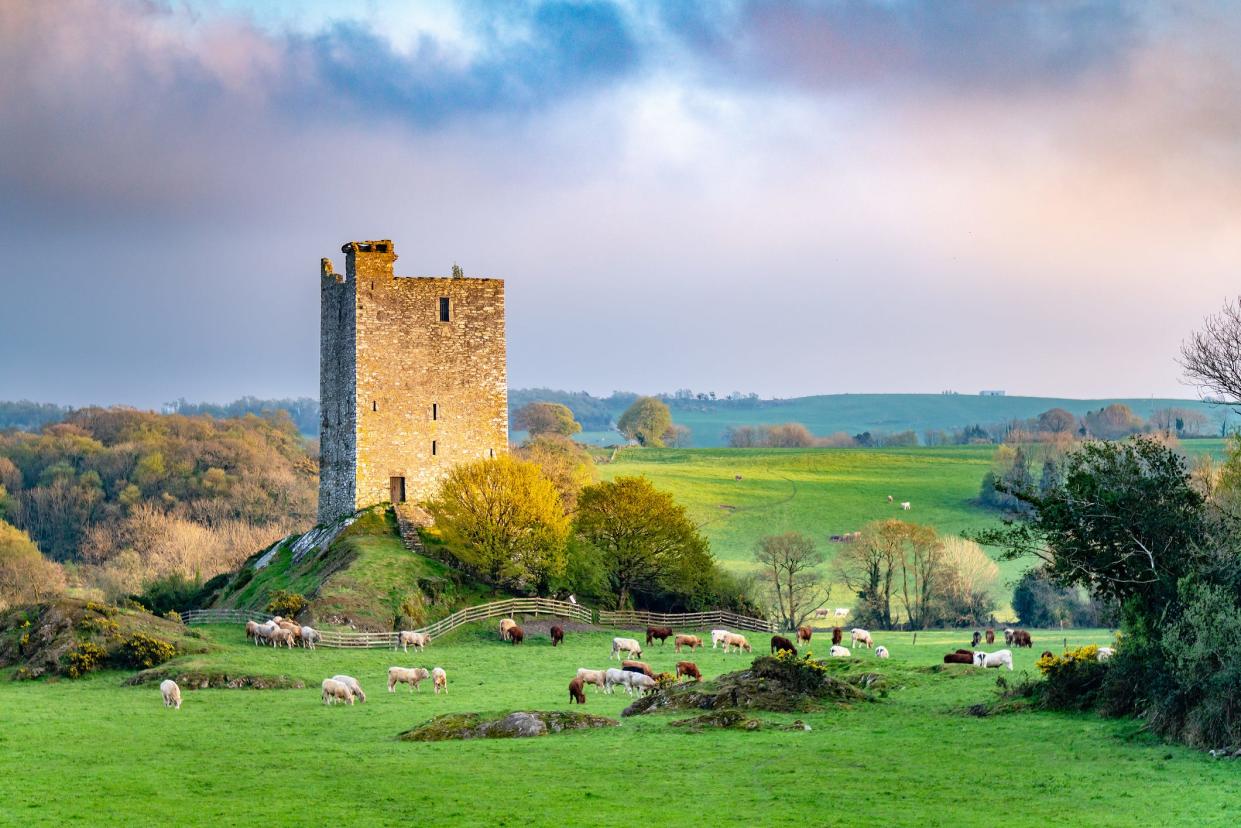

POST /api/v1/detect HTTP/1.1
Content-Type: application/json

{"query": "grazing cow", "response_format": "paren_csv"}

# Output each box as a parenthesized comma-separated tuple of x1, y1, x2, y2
(973, 649, 1014, 671)
(710, 629, 730, 649)
(433, 667, 448, 695)
(1040, 650, 1055, 660)
(1003, 628, 1015, 646)
(875, 646, 889, 659)
(770, 635, 797, 656)
(832, 627, 843, 646)
(499, 618, 516, 641)
(387, 666, 430, 693)
(834, 608, 850, 620)
(676, 661, 702, 682)
(331, 675, 366, 703)
(396, 631, 429, 653)
(621, 660, 654, 678)
(576, 668, 607, 691)
(160, 679, 182, 709)
(603, 668, 633, 695)
(985, 629, 996, 645)
(830, 645, 851, 658)
(955, 649, 975, 656)
(611, 637, 643, 660)
(797, 626, 813, 646)
(674, 635, 702, 653)
(900, 501, 911, 511)
(550, 625, 564, 647)
(1012, 630, 1032, 648)
(721, 633, 751, 654)
(646, 626, 674, 646)
(943, 652, 974, 665)
(629, 674, 658, 695)
(509, 626, 525, 645)
(1097, 647, 1115, 662)
(569, 676, 587, 704)
(971, 631, 982, 648)
(851, 628, 874, 649)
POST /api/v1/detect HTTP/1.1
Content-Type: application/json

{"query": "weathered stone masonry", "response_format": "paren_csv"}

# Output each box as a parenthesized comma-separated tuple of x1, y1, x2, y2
(318, 240, 508, 523)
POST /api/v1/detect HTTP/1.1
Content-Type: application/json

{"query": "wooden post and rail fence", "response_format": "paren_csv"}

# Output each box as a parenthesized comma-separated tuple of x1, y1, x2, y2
(178, 598, 772, 648)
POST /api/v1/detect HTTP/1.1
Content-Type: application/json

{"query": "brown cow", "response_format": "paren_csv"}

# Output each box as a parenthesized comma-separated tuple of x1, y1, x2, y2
(797, 626, 813, 646)
(674, 634, 702, 653)
(676, 661, 702, 682)
(1013, 630, 1033, 648)
(943, 652, 974, 664)
(568, 676, 586, 704)
(622, 660, 654, 678)
(550, 625, 564, 647)
(770, 635, 797, 656)
(955, 649, 975, 656)
(985, 629, 996, 644)
(832, 627, 843, 646)
(509, 626, 524, 645)
(646, 626, 674, 646)
(1040, 650, 1054, 659)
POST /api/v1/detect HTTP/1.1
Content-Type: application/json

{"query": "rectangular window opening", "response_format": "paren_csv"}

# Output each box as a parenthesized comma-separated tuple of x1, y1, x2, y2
(438, 297, 451, 322)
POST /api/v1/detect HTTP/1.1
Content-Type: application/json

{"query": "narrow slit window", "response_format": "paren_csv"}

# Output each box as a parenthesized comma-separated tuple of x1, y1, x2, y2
(432, 440, 438, 456)
(489, 448, 495, 458)
(432, 403, 438, 421)
(372, 400, 377, 412)
(438, 297, 451, 322)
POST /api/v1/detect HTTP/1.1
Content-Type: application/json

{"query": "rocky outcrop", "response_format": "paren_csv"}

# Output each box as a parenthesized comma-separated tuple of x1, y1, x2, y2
(399, 710, 618, 742)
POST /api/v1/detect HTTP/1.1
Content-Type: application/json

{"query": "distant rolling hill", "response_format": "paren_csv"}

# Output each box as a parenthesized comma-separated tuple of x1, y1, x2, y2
(511, 392, 1233, 448)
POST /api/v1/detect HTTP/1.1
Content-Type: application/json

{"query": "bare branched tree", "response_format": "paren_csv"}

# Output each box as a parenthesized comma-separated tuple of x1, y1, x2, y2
(1180, 298, 1241, 405)
(754, 532, 830, 630)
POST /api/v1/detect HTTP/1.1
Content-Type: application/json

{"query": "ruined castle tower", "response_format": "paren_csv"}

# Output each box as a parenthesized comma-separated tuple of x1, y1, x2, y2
(318, 240, 507, 523)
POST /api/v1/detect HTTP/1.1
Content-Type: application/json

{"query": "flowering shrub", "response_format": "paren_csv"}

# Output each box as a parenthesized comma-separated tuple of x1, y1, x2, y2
(117, 633, 177, 669)
(66, 642, 107, 678)
(1034, 645, 1108, 710)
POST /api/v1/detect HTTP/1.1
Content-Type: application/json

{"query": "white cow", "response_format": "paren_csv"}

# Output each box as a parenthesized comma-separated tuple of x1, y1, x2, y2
(833, 608, 850, 620)
(900, 501, 911, 511)
(396, 631, 429, 653)
(710, 629, 730, 648)
(1096, 646, 1115, 662)
(875, 646, 889, 659)
(611, 637, 643, 660)
(603, 668, 632, 695)
(973, 649, 1014, 671)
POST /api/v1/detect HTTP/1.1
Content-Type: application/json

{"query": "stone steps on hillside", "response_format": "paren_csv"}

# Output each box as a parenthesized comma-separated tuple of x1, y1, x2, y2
(392, 502, 434, 555)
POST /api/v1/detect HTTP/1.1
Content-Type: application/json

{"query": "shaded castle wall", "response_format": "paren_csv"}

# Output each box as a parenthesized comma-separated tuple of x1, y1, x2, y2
(318, 257, 356, 523)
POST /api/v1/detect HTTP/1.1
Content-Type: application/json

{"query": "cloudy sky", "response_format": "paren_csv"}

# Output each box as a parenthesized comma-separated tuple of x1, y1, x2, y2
(2, 0, 1239, 408)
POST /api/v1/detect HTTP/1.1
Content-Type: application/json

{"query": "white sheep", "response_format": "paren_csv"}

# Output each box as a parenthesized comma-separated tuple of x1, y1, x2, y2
(830, 645, 851, 658)
(300, 626, 321, 650)
(322, 678, 354, 705)
(160, 679, 182, 709)
(387, 666, 430, 692)
(433, 666, 447, 695)
(331, 674, 366, 703)
(973, 649, 1014, 670)
(499, 618, 517, 641)
(1097, 646, 1115, 662)
(900, 501, 911, 511)
(875, 646, 889, 659)
(851, 628, 873, 649)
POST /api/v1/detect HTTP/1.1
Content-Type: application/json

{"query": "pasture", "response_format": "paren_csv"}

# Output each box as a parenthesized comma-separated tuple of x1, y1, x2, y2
(1, 623, 1236, 826)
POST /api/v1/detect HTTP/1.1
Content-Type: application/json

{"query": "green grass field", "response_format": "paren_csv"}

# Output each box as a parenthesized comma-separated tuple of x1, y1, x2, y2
(1, 623, 1235, 826)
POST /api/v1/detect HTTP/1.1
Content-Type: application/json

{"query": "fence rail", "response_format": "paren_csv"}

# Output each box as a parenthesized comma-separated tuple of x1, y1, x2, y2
(597, 609, 773, 633)
(180, 608, 273, 625)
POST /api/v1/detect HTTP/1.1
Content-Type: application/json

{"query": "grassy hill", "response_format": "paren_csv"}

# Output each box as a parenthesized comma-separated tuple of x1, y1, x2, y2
(515, 392, 1233, 447)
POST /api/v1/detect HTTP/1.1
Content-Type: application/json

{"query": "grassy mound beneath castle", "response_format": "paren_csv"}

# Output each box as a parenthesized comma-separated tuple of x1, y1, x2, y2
(201, 506, 495, 630)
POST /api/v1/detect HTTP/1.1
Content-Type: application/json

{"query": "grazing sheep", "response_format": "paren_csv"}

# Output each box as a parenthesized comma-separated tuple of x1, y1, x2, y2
(674, 635, 702, 653)
(900, 501, 911, 511)
(277, 620, 302, 638)
(621, 660, 654, 678)
(875, 646, 889, 659)
(676, 661, 702, 682)
(973, 650, 1014, 671)
(851, 628, 874, 649)
(433, 667, 448, 694)
(611, 637, 643, 660)
(569, 676, 586, 704)
(710, 629, 729, 649)
(1012, 630, 1032, 648)
(721, 633, 751, 654)
(1097, 647, 1115, 662)
(387, 666, 430, 693)
(1003, 628, 1015, 646)
(985, 629, 996, 644)
(300, 626, 321, 650)
(331, 675, 366, 703)
(770, 635, 797, 656)
(397, 631, 430, 653)
(322, 678, 354, 705)
(499, 618, 517, 641)
(509, 626, 525, 646)
(832, 627, 843, 646)
(575, 668, 607, 692)
(887, 495, 894, 503)
(797, 626, 813, 646)
(550, 625, 564, 647)
(830, 645, 851, 658)
(245, 620, 261, 641)
(160, 679, 181, 709)
(943, 652, 974, 665)
(971, 631, 982, 648)
(646, 626, 674, 646)
(253, 620, 279, 646)
(268, 628, 297, 649)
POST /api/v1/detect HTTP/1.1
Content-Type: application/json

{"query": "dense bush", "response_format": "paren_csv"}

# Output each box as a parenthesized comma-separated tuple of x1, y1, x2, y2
(65, 641, 107, 678)
(1034, 645, 1111, 711)
(134, 573, 205, 615)
(1012, 568, 1117, 628)
(117, 633, 177, 669)
(265, 590, 309, 619)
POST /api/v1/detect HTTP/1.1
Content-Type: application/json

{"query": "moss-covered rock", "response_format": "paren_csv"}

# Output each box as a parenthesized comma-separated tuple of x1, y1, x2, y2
(124, 669, 305, 690)
(399, 710, 618, 742)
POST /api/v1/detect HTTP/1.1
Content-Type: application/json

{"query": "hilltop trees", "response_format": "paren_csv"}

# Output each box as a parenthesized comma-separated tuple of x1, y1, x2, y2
(617, 397, 673, 447)
(429, 455, 570, 592)
(0, 521, 65, 611)
(512, 402, 582, 438)
(753, 532, 829, 629)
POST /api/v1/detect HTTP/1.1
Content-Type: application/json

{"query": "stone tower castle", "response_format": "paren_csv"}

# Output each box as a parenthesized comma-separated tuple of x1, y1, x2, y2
(318, 240, 507, 524)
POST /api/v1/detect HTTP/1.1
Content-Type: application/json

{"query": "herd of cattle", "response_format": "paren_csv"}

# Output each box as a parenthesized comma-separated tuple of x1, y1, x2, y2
(152, 616, 1116, 710)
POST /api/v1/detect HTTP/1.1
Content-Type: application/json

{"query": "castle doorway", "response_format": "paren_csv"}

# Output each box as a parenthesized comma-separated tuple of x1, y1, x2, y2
(390, 476, 406, 503)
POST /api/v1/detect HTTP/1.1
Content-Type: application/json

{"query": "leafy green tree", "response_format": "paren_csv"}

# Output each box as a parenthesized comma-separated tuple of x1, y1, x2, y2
(512, 402, 582, 438)
(514, 434, 597, 512)
(575, 476, 710, 609)
(429, 455, 569, 592)
(617, 397, 673, 447)
(0, 520, 66, 610)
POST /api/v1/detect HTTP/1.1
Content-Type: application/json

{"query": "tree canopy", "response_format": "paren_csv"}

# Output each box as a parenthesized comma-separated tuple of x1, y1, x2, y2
(617, 397, 673, 447)
(512, 402, 582, 438)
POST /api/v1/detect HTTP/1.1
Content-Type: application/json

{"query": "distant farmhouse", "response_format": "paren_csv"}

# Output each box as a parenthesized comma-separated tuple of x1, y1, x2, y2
(318, 240, 507, 523)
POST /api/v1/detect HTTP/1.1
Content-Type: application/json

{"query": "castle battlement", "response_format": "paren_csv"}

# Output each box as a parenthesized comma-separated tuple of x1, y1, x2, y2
(318, 239, 508, 523)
